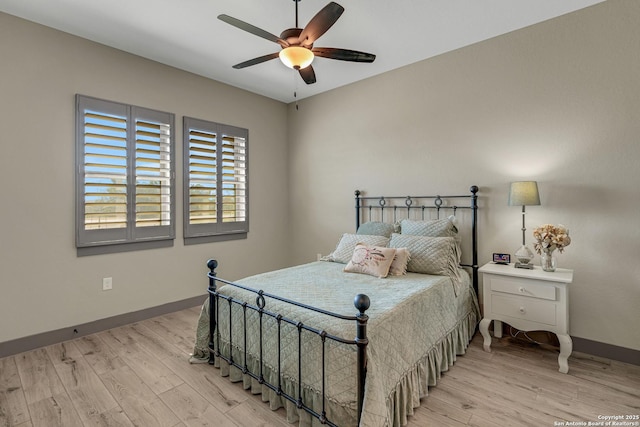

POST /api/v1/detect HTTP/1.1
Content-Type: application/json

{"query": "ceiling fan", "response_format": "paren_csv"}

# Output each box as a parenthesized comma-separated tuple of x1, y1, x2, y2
(218, 1, 376, 85)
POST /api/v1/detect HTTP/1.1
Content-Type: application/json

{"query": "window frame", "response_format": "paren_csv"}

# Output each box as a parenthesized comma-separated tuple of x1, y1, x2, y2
(183, 116, 249, 244)
(75, 95, 176, 255)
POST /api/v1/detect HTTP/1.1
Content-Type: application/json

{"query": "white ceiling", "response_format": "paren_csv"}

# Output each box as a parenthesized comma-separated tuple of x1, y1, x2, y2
(1, 0, 603, 103)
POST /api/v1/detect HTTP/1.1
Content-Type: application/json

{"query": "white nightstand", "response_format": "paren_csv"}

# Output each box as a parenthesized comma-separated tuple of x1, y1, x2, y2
(478, 262, 574, 373)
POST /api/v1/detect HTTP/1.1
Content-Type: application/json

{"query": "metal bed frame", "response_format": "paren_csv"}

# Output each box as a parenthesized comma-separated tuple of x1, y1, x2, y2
(206, 185, 479, 426)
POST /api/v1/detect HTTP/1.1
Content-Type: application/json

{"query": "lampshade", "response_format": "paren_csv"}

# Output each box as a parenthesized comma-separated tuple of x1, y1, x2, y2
(279, 46, 314, 69)
(508, 181, 540, 206)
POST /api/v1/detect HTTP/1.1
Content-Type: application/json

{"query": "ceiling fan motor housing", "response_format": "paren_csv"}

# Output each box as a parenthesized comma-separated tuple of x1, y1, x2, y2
(280, 28, 311, 48)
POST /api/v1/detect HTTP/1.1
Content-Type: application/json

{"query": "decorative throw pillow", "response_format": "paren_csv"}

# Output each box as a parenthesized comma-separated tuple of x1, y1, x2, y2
(323, 233, 390, 264)
(356, 221, 396, 238)
(400, 216, 458, 237)
(388, 247, 411, 276)
(389, 233, 460, 276)
(344, 244, 396, 278)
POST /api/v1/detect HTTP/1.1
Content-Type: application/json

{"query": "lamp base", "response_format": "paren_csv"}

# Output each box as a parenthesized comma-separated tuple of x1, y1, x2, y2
(514, 262, 534, 269)
(514, 244, 534, 266)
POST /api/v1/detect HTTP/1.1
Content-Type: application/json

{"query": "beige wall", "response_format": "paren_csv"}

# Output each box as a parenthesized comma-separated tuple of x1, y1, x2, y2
(287, 0, 640, 351)
(0, 13, 290, 343)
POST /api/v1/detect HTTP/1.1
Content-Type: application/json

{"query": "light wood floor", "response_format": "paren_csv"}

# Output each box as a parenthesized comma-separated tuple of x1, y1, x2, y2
(1, 306, 639, 426)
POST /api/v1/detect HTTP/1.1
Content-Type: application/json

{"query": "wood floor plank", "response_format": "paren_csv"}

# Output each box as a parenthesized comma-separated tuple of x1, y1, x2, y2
(98, 365, 181, 427)
(83, 406, 135, 427)
(159, 383, 238, 427)
(468, 413, 513, 427)
(73, 335, 127, 376)
(450, 348, 632, 425)
(570, 359, 640, 397)
(225, 392, 291, 427)
(535, 390, 626, 425)
(97, 327, 183, 395)
(14, 348, 66, 405)
(410, 393, 470, 427)
(575, 383, 640, 413)
(458, 344, 579, 400)
(146, 307, 202, 335)
(419, 395, 472, 425)
(611, 359, 640, 381)
(429, 377, 547, 427)
(121, 323, 186, 361)
(440, 363, 565, 424)
(159, 350, 249, 415)
(45, 341, 119, 424)
(0, 356, 30, 426)
(140, 311, 200, 355)
(28, 393, 83, 427)
(409, 407, 467, 427)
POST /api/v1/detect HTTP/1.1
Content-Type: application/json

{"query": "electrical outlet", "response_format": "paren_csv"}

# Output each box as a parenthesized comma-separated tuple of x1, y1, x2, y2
(317, 253, 322, 261)
(102, 277, 113, 291)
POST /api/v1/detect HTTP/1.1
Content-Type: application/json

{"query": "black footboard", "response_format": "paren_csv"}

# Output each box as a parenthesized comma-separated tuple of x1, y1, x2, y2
(206, 259, 370, 426)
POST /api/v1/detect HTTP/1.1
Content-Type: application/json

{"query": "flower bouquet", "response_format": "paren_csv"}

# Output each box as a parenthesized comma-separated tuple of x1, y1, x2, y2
(533, 224, 571, 271)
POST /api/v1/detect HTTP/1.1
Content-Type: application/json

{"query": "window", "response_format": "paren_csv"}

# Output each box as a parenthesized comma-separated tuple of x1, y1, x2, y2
(76, 95, 175, 254)
(183, 117, 248, 243)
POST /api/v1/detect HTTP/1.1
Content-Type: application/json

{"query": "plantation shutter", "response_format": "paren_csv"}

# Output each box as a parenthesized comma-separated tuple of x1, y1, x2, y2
(187, 127, 218, 225)
(183, 117, 248, 241)
(76, 95, 175, 250)
(135, 110, 172, 234)
(83, 110, 128, 231)
(220, 130, 247, 226)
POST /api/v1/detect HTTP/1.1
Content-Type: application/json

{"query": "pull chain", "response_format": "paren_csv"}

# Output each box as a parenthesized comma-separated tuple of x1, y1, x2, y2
(293, 68, 300, 110)
(293, 0, 301, 110)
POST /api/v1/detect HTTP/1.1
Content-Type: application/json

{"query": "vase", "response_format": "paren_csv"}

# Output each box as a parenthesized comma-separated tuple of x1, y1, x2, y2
(541, 251, 557, 272)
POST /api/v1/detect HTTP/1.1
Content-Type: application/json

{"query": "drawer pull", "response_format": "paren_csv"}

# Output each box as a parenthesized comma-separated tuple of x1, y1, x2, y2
(519, 306, 526, 314)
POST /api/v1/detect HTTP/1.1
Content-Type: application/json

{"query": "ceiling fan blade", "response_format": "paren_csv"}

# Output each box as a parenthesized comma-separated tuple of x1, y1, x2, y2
(218, 14, 288, 48)
(312, 47, 376, 63)
(298, 65, 316, 84)
(232, 53, 280, 69)
(298, 2, 344, 47)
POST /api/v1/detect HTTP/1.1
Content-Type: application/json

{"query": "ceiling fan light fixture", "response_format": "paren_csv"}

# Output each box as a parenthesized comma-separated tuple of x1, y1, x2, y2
(279, 46, 314, 69)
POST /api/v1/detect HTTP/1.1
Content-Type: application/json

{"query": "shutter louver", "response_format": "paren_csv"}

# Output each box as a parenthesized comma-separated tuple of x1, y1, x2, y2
(221, 135, 247, 223)
(188, 128, 217, 224)
(135, 119, 171, 227)
(83, 110, 128, 230)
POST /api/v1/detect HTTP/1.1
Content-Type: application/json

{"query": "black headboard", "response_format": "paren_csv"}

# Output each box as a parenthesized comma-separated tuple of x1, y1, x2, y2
(354, 186, 479, 293)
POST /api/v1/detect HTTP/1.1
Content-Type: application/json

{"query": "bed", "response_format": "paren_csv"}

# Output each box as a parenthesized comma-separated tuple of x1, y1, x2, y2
(191, 186, 480, 427)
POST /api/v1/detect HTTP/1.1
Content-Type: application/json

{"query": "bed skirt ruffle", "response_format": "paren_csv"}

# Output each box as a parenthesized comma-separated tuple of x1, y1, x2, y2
(214, 343, 357, 427)
(197, 306, 478, 427)
(383, 309, 479, 427)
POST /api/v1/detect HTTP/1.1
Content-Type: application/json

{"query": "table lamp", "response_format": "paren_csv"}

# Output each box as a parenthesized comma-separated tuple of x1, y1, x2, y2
(508, 181, 540, 269)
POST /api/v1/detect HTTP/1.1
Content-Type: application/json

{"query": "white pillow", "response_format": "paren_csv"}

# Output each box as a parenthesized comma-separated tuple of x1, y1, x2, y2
(388, 247, 411, 276)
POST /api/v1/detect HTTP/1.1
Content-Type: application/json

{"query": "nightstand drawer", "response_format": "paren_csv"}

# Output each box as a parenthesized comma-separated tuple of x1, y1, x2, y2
(491, 294, 557, 326)
(490, 276, 556, 301)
